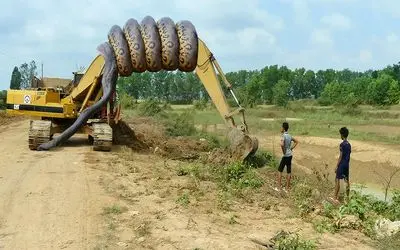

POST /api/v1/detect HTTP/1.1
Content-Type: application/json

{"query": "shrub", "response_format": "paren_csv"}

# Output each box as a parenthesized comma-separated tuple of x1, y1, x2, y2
(119, 93, 137, 109)
(163, 110, 196, 136)
(193, 99, 208, 110)
(137, 99, 163, 116)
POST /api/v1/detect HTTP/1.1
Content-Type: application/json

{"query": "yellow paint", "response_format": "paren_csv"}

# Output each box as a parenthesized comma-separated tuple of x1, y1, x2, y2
(195, 39, 231, 126)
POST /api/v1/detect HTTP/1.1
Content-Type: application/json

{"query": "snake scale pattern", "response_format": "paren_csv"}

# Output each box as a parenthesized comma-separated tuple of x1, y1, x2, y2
(37, 16, 198, 150)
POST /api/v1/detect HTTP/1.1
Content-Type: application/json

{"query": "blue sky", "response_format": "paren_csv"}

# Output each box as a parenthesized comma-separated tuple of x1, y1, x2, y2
(1, 0, 400, 90)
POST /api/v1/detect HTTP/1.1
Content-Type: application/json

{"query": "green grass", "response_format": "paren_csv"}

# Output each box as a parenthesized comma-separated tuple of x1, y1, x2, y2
(120, 101, 400, 144)
(146, 102, 400, 145)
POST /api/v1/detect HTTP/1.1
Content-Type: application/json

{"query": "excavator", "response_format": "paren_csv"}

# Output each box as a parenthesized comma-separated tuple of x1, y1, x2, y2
(5, 16, 258, 161)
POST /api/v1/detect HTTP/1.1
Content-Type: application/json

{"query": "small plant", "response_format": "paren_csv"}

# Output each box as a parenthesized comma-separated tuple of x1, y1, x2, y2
(229, 214, 239, 224)
(272, 230, 317, 250)
(102, 204, 126, 215)
(176, 192, 190, 207)
(312, 218, 339, 234)
(374, 164, 400, 202)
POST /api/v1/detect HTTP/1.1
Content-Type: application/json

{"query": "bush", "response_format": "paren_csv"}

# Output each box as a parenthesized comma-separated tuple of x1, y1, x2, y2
(119, 93, 137, 109)
(163, 110, 196, 136)
(245, 150, 275, 168)
(137, 99, 163, 116)
(272, 231, 317, 250)
(216, 161, 264, 191)
(193, 99, 208, 110)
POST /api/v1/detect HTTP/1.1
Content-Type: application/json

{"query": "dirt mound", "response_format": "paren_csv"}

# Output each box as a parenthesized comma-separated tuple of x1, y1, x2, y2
(202, 147, 236, 165)
(114, 117, 213, 161)
(0, 111, 24, 127)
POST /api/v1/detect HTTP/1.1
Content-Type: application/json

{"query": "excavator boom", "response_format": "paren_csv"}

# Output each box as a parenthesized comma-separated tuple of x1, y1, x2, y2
(195, 39, 258, 159)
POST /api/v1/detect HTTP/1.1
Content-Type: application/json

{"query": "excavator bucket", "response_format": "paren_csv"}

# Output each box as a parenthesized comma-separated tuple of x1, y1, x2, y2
(227, 127, 259, 161)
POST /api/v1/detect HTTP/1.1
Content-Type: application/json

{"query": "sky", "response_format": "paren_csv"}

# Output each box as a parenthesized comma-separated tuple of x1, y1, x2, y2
(1, 0, 400, 90)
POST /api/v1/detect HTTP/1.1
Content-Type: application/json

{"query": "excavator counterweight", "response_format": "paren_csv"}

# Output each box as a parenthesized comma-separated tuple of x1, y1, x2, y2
(5, 16, 258, 161)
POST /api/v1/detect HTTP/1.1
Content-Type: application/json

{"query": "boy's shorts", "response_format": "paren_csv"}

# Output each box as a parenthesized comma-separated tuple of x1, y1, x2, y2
(278, 156, 292, 174)
(336, 164, 349, 181)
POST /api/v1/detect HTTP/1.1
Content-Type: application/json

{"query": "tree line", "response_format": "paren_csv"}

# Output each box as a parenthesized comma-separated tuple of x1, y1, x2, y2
(4, 59, 400, 108)
(117, 62, 400, 107)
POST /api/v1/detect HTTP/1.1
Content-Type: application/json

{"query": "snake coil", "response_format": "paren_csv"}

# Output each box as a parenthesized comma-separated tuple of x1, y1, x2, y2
(109, 16, 198, 75)
(37, 16, 198, 150)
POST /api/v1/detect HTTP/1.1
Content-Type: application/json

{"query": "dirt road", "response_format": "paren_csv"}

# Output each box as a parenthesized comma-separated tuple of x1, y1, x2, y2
(0, 120, 109, 249)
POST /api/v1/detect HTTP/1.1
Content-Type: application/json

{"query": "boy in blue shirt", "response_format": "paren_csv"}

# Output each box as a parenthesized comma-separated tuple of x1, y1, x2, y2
(333, 127, 351, 203)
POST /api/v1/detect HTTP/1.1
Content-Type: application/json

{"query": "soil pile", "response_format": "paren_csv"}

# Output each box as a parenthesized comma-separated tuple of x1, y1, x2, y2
(114, 116, 224, 161)
(0, 111, 24, 127)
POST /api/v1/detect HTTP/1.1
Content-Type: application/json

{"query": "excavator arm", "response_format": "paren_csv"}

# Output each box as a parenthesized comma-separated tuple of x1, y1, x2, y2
(195, 39, 258, 160)
(196, 39, 247, 131)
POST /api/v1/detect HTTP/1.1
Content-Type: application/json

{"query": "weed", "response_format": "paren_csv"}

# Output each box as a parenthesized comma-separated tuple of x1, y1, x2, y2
(217, 191, 233, 211)
(312, 218, 338, 233)
(229, 214, 239, 224)
(217, 161, 264, 191)
(102, 204, 127, 215)
(272, 231, 317, 250)
(176, 192, 190, 207)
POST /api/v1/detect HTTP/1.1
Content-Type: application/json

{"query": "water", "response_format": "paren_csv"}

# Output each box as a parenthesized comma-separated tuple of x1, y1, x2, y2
(351, 182, 393, 202)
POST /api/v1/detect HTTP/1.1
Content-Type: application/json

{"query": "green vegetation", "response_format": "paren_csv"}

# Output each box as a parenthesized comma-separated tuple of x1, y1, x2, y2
(272, 231, 317, 250)
(116, 63, 400, 109)
(0, 90, 6, 109)
(102, 204, 127, 215)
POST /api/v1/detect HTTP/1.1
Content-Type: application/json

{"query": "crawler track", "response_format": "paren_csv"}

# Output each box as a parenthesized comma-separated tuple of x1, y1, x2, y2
(29, 120, 52, 150)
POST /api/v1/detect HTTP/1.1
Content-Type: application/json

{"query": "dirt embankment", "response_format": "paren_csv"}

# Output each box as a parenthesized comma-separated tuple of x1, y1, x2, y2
(0, 111, 24, 127)
(113, 117, 235, 164)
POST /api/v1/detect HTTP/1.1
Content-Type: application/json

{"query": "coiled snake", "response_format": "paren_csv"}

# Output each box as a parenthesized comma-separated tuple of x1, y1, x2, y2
(37, 16, 198, 150)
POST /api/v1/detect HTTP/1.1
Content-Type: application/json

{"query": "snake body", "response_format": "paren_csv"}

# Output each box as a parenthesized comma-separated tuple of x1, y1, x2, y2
(37, 16, 198, 150)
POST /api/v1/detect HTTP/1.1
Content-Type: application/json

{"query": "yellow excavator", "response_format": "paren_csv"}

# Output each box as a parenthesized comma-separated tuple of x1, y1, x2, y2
(5, 16, 258, 160)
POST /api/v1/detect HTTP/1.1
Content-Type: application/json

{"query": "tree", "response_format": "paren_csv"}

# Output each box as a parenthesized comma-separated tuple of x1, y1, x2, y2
(273, 79, 290, 107)
(0, 90, 7, 109)
(10, 66, 22, 90)
(367, 73, 399, 106)
(19, 60, 37, 89)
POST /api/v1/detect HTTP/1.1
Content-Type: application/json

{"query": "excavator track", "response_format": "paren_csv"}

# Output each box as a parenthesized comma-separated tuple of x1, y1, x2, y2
(29, 120, 52, 150)
(92, 122, 113, 151)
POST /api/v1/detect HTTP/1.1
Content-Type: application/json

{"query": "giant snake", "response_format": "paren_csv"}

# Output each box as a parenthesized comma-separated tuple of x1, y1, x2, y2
(37, 16, 198, 150)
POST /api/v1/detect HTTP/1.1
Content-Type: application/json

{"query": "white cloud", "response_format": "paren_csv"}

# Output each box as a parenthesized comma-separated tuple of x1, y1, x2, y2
(321, 13, 352, 30)
(310, 29, 334, 46)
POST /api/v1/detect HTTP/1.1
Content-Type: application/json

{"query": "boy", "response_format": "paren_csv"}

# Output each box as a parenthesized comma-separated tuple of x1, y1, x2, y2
(275, 122, 298, 192)
(332, 127, 351, 203)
